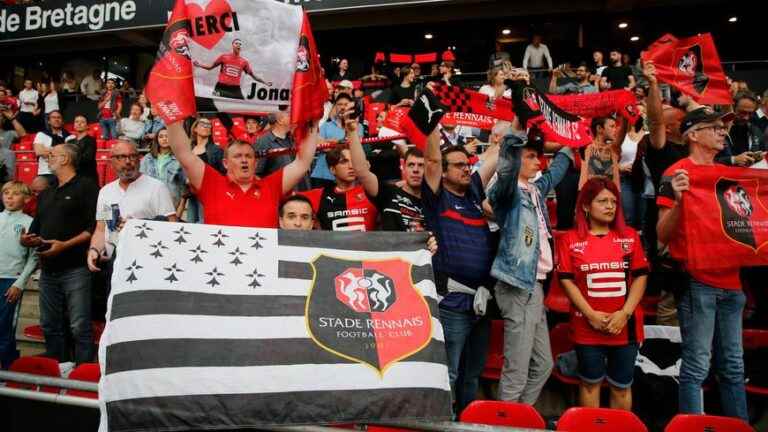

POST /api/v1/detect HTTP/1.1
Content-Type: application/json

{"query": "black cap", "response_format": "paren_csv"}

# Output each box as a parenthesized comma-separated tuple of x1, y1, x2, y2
(680, 107, 735, 135)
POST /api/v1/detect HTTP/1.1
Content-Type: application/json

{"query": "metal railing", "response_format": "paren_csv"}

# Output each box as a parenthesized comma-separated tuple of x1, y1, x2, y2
(0, 370, 554, 432)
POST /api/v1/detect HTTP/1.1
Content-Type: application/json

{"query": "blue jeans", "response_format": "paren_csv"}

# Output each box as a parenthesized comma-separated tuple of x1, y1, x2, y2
(38, 267, 93, 364)
(575, 343, 639, 388)
(620, 175, 646, 230)
(439, 306, 490, 414)
(0, 278, 20, 369)
(678, 278, 747, 421)
(99, 118, 118, 140)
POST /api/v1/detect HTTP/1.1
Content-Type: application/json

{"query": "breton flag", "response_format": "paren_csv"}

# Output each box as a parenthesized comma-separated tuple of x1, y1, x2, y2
(98, 221, 451, 432)
(146, 0, 327, 132)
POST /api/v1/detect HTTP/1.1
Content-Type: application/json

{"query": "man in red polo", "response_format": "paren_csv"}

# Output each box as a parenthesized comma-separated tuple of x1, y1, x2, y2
(167, 120, 318, 227)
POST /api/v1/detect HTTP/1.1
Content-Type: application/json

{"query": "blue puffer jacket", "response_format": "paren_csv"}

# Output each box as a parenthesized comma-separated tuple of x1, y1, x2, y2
(488, 131, 573, 292)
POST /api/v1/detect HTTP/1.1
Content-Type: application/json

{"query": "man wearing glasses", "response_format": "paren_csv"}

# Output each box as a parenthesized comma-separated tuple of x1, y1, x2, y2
(20, 143, 99, 364)
(421, 100, 499, 413)
(656, 107, 748, 421)
(87, 140, 176, 295)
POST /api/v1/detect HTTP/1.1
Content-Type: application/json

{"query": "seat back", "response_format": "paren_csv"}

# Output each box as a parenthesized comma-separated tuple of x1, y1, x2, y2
(556, 407, 648, 432)
(460, 400, 546, 429)
(544, 272, 570, 313)
(7, 356, 61, 394)
(664, 414, 753, 432)
(481, 320, 504, 380)
(66, 363, 101, 399)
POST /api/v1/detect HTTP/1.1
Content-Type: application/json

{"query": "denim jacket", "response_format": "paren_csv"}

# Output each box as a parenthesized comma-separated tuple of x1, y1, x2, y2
(488, 131, 573, 292)
(139, 154, 187, 206)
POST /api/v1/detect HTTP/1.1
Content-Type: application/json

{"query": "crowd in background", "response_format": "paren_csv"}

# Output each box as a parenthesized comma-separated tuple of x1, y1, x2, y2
(0, 33, 766, 429)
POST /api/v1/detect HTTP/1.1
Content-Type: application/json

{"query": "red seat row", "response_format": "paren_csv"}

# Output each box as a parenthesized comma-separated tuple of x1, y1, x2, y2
(6, 356, 100, 399)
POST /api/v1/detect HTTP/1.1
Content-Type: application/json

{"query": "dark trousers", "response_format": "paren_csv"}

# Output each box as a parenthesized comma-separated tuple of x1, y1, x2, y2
(38, 267, 93, 364)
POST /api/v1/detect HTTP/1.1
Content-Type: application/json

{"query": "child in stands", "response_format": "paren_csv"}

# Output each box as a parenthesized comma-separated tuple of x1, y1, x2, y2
(0, 181, 38, 369)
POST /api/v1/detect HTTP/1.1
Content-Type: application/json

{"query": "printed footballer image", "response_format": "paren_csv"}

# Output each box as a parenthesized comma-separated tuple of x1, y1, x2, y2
(193, 38, 273, 99)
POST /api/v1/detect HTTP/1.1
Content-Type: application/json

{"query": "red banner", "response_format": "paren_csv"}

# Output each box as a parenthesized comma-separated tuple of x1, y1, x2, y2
(641, 33, 731, 105)
(681, 166, 768, 270)
(291, 12, 329, 143)
(144, 0, 196, 124)
(548, 90, 639, 124)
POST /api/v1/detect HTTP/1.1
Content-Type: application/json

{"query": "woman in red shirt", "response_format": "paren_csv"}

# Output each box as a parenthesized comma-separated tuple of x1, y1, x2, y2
(556, 177, 648, 411)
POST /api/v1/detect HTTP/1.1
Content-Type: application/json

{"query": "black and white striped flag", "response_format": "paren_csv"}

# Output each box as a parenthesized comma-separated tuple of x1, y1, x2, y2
(98, 220, 451, 432)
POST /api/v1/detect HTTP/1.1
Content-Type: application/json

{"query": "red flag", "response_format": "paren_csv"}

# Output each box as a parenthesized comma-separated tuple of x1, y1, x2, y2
(144, 0, 196, 125)
(641, 33, 731, 105)
(291, 12, 328, 144)
(679, 165, 768, 270)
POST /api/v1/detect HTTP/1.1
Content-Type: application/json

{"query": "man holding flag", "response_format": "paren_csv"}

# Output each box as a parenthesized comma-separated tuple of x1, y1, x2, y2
(656, 108, 748, 421)
(146, 0, 327, 228)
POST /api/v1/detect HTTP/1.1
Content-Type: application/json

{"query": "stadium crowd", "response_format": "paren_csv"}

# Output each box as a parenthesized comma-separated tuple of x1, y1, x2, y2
(0, 37, 767, 429)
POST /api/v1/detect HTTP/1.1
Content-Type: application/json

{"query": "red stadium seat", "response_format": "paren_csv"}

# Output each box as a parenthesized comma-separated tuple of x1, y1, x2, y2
(7, 356, 61, 394)
(460, 400, 546, 429)
(14, 150, 36, 162)
(15, 161, 38, 184)
(544, 272, 570, 314)
(663, 414, 752, 432)
(88, 123, 102, 138)
(63, 123, 75, 133)
(481, 319, 504, 381)
(66, 363, 101, 399)
(549, 322, 580, 385)
(743, 328, 768, 396)
(23, 324, 44, 341)
(556, 407, 648, 432)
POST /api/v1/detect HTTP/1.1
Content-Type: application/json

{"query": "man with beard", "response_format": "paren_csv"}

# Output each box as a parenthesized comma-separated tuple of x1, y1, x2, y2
(20, 143, 99, 363)
(87, 140, 176, 295)
(421, 87, 500, 412)
(549, 62, 598, 95)
(600, 49, 636, 91)
(656, 108, 748, 422)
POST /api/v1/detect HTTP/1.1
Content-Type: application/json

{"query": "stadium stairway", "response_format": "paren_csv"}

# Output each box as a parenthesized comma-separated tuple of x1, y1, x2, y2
(15, 273, 46, 358)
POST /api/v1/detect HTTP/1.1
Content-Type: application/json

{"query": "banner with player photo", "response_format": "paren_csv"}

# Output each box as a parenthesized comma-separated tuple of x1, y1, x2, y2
(681, 165, 768, 270)
(146, 0, 326, 127)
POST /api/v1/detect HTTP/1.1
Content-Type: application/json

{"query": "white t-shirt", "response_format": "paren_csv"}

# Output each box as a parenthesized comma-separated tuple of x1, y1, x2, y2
(119, 118, 146, 141)
(44, 92, 59, 114)
(620, 133, 647, 166)
(18, 89, 39, 113)
(478, 85, 511, 98)
(523, 44, 553, 69)
(96, 174, 175, 256)
(34, 131, 75, 175)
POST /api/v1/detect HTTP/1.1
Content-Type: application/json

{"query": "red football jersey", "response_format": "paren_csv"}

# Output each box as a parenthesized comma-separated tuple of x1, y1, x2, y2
(214, 54, 253, 86)
(301, 184, 378, 232)
(556, 229, 649, 346)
